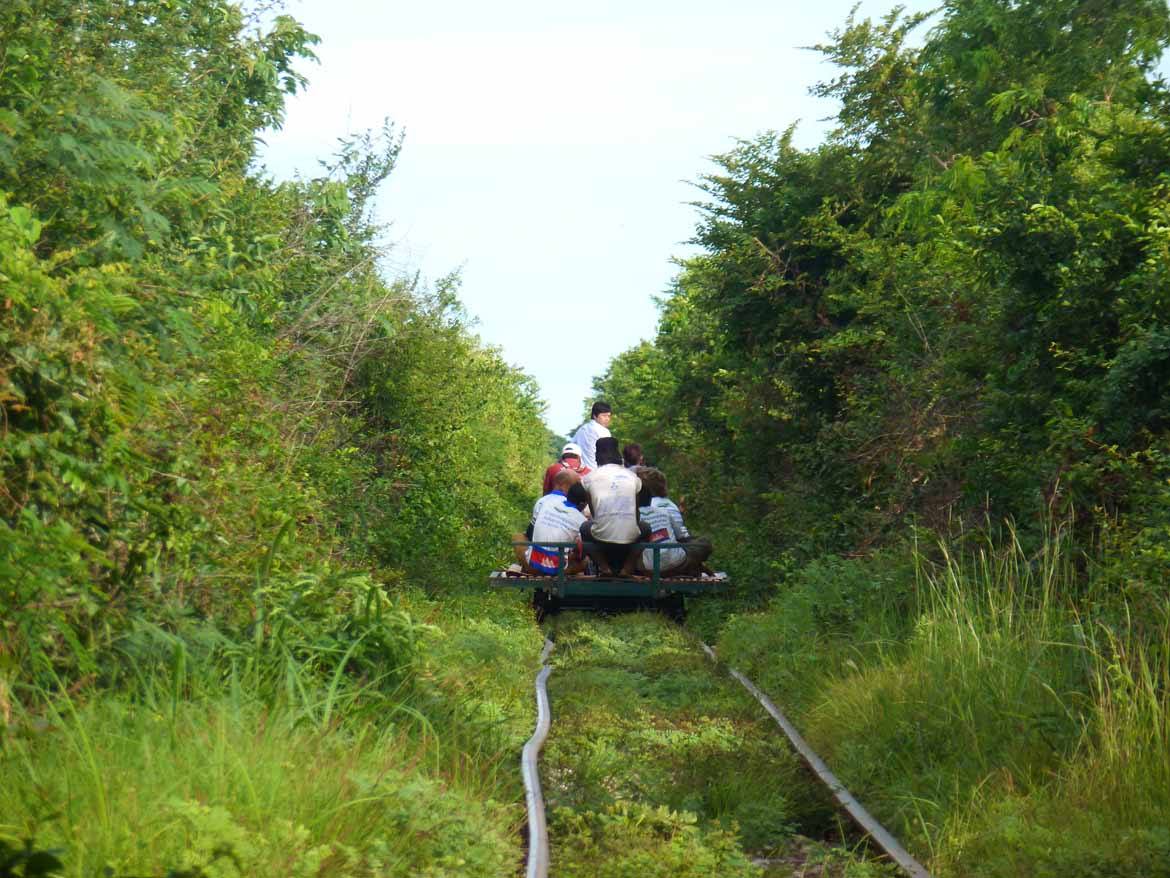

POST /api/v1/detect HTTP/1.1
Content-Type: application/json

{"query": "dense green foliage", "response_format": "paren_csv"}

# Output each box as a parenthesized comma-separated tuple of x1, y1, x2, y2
(6, 0, 1170, 874)
(718, 531, 1170, 877)
(0, 2, 552, 874)
(2, 588, 543, 876)
(597, 0, 1170, 596)
(596, 2, 1170, 874)
(0, 0, 548, 687)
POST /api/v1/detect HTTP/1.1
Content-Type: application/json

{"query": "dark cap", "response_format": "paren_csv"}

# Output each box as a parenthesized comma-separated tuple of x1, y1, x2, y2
(595, 436, 619, 456)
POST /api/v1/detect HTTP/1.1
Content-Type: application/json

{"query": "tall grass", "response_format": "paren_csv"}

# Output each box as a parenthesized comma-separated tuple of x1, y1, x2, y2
(913, 525, 1170, 875)
(0, 588, 542, 877)
(719, 522, 1170, 876)
(2, 689, 518, 876)
(1067, 610, 1170, 822)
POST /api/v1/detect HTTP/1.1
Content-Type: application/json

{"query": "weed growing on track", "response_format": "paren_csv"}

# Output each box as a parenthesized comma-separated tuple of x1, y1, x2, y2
(542, 612, 884, 878)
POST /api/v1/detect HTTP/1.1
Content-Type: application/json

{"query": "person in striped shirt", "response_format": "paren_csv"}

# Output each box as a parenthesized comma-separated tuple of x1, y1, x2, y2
(636, 467, 712, 575)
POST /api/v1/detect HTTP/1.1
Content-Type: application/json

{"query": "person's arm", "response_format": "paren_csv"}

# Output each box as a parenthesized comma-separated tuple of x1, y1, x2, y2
(632, 478, 652, 540)
(580, 474, 596, 519)
(577, 424, 592, 469)
(571, 424, 590, 468)
(669, 502, 691, 541)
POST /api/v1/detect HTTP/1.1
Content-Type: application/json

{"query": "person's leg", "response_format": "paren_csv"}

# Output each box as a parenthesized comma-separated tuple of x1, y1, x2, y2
(580, 521, 613, 575)
(619, 521, 653, 576)
(676, 537, 713, 575)
(634, 547, 650, 574)
(595, 540, 629, 576)
(514, 532, 553, 575)
(512, 533, 528, 567)
(617, 541, 640, 576)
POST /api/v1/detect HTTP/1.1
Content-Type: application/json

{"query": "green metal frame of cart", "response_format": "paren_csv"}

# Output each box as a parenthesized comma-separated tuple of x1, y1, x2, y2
(489, 540, 729, 599)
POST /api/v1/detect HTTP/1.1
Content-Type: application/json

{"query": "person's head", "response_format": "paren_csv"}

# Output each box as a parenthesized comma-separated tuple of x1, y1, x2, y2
(633, 466, 652, 507)
(560, 442, 583, 469)
(566, 482, 589, 510)
(639, 467, 668, 499)
(622, 443, 643, 468)
(594, 436, 621, 467)
(590, 401, 612, 428)
(552, 469, 580, 493)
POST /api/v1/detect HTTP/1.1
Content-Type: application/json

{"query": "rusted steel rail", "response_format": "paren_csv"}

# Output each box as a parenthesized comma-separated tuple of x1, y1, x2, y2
(700, 643, 933, 878)
(522, 638, 555, 878)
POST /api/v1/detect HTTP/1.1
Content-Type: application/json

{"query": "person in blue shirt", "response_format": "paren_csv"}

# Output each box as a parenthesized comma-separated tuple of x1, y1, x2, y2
(513, 470, 589, 575)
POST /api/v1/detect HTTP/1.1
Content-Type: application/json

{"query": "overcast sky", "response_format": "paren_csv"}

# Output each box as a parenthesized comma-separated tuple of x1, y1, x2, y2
(259, 0, 935, 437)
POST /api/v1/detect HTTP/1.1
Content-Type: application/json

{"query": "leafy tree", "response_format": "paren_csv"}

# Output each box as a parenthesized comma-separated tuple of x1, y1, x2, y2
(599, 0, 1170, 592)
(1, 2, 550, 684)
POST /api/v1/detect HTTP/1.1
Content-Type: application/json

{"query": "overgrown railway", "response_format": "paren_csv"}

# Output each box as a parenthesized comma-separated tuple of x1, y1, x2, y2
(518, 612, 933, 878)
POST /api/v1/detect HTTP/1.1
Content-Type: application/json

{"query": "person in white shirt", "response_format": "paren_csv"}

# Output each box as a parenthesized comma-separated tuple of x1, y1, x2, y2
(571, 401, 612, 470)
(513, 470, 588, 575)
(580, 437, 650, 575)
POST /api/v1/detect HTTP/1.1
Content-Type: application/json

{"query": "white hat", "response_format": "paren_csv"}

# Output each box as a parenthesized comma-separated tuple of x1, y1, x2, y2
(561, 442, 583, 459)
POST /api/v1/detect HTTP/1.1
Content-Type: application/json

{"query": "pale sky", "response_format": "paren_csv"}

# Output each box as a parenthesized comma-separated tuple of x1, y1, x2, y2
(259, 0, 935, 436)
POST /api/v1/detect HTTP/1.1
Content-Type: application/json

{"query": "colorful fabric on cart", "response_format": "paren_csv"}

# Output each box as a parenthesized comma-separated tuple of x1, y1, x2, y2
(529, 545, 563, 574)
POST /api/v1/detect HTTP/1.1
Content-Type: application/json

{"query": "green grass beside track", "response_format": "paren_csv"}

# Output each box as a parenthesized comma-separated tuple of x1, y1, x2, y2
(718, 531, 1170, 878)
(0, 590, 542, 878)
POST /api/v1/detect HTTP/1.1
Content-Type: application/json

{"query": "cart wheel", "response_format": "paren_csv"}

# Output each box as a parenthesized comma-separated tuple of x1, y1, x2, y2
(533, 590, 559, 621)
(657, 594, 686, 622)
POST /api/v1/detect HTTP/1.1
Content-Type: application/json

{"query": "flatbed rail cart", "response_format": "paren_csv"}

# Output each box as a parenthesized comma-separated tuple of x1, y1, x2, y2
(489, 540, 728, 618)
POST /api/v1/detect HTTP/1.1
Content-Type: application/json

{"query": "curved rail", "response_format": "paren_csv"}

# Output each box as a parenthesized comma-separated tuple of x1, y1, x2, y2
(700, 643, 933, 878)
(522, 638, 555, 878)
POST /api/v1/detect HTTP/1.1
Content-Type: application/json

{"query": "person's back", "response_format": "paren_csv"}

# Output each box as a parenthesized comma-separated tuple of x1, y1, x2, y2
(515, 472, 588, 575)
(635, 467, 711, 575)
(583, 463, 641, 543)
(528, 492, 587, 572)
(579, 437, 649, 575)
(639, 495, 689, 572)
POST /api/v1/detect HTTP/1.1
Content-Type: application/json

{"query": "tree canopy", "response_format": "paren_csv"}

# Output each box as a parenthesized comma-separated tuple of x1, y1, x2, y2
(1, 0, 551, 683)
(596, 0, 1170, 596)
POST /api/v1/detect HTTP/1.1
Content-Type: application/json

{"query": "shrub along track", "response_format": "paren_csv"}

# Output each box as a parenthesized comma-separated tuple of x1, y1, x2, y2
(521, 611, 925, 878)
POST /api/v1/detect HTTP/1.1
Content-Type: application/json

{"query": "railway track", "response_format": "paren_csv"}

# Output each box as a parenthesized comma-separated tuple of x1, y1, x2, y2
(521, 613, 931, 878)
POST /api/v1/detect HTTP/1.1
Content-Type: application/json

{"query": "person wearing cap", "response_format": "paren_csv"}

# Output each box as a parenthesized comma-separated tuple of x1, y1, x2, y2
(542, 442, 592, 495)
(580, 436, 651, 575)
(571, 401, 612, 470)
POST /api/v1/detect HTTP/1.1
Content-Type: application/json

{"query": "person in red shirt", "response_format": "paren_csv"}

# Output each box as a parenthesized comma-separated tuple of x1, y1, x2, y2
(542, 442, 592, 495)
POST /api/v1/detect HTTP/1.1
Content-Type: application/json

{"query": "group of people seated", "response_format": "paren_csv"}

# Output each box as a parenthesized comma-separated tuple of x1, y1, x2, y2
(513, 401, 714, 578)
